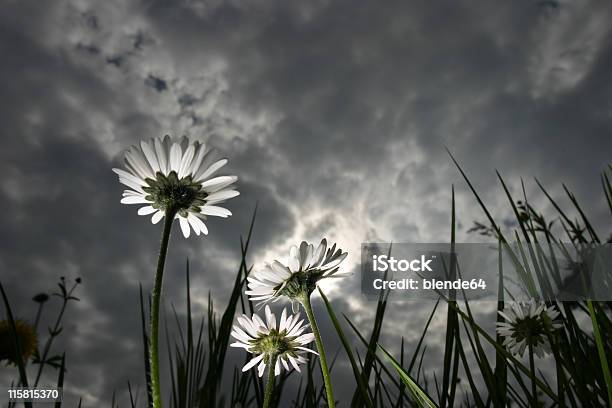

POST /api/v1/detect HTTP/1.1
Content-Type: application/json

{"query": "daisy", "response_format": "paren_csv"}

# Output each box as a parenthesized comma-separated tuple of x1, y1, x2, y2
(113, 135, 239, 238)
(245, 239, 347, 407)
(0, 319, 38, 366)
(231, 305, 316, 377)
(496, 302, 562, 358)
(246, 239, 349, 307)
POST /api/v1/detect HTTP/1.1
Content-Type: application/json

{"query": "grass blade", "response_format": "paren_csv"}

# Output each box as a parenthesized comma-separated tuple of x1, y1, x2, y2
(587, 299, 612, 406)
(318, 288, 373, 408)
(54, 353, 65, 408)
(0, 281, 33, 408)
(379, 345, 439, 408)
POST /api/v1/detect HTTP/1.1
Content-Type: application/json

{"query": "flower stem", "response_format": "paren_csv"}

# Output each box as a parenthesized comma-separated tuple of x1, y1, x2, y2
(33, 302, 44, 332)
(263, 354, 278, 408)
(300, 294, 335, 408)
(150, 209, 176, 408)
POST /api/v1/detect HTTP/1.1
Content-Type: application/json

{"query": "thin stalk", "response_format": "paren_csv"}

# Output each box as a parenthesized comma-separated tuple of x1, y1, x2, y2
(150, 208, 176, 408)
(33, 302, 44, 332)
(263, 354, 278, 408)
(34, 283, 76, 386)
(300, 293, 335, 408)
(529, 344, 537, 407)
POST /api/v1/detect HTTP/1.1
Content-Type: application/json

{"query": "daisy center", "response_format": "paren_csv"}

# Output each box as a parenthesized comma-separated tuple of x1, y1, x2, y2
(143, 171, 208, 216)
(251, 329, 297, 356)
(511, 316, 546, 345)
(278, 271, 321, 299)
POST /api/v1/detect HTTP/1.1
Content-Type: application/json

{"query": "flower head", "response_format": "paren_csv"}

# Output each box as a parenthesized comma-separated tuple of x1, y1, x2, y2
(113, 135, 239, 238)
(0, 319, 38, 365)
(231, 305, 316, 377)
(32, 293, 49, 303)
(496, 302, 562, 358)
(246, 239, 348, 306)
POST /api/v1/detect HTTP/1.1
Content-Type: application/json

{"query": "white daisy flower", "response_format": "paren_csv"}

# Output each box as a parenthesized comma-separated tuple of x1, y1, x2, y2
(245, 239, 349, 307)
(113, 135, 239, 238)
(496, 302, 562, 358)
(230, 305, 317, 377)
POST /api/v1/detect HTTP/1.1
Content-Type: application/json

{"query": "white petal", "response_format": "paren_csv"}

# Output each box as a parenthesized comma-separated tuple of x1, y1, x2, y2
(169, 142, 182, 172)
(199, 205, 232, 218)
(288, 355, 301, 372)
(195, 158, 227, 182)
(281, 356, 290, 371)
(298, 242, 309, 269)
(231, 327, 252, 343)
(187, 213, 208, 236)
(200, 175, 237, 191)
(138, 206, 157, 215)
(279, 309, 288, 331)
(113, 168, 147, 186)
(151, 211, 164, 224)
(265, 305, 276, 330)
(271, 261, 292, 278)
(121, 195, 151, 205)
(229, 342, 251, 350)
(311, 239, 327, 268)
(188, 143, 209, 176)
(242, 354, 265, 372)
(179, 217, 191, 238)
(205, 190, 240, 203)
(178, 144, 196, 179)
(117, 178, 146, 193)
(141, 140, 160, 173)
(295, 333, 315, 345)
(288, 247, 300, 272)
(126, 147, 154, 179)
(296, 346, 318, 355)
(154, 136, 169, 174)
(252, 314, 267, 330)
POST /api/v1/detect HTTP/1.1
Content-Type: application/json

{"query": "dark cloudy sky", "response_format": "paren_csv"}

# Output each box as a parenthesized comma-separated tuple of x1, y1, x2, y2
(1, 0, 611, 406)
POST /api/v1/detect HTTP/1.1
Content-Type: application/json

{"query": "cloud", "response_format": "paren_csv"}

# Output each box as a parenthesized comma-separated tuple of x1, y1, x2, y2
(1, 0, 611, 405)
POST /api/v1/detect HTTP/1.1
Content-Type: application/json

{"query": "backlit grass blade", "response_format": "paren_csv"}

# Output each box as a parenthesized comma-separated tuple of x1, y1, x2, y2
(379, 345, 439, 408)
(562, 183, 600, 242)
(343, 316, 403, 391)
(587, 300, 612, 406)
(445, 299, 559, 402)
(408, 299, 439, 374)
(318, 288, 374, 408)
(200, 206, 257, 404)
(127, 381, 137, 408)
(602, 170, 612, 215)
(351, 246, 391, 407)
(440, 186, 458, 408)
(54, 353, 65, 408)
(493, 238, 507, 406)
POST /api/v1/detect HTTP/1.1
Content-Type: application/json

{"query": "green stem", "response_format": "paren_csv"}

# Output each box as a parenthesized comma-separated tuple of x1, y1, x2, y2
(300, 294, 335, 408)
(529, 344, 537, 407)
(33, 303, 44, 332)
(150, 209, 176, 408)
(263, 354, 278, 408)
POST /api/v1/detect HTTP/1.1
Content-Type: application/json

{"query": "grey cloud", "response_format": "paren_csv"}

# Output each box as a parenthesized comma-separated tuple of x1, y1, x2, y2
(1, 0, 611, 405)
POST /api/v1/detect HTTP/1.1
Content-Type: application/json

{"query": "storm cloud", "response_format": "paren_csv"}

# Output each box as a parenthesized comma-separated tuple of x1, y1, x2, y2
(1, 0, 611, 405)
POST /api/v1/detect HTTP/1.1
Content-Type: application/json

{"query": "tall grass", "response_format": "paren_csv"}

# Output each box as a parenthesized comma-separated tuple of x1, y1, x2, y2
(2, 163, 611, 407)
